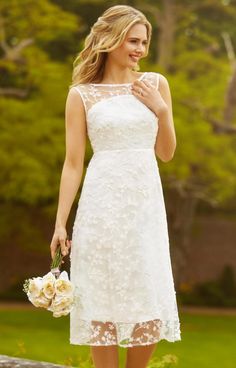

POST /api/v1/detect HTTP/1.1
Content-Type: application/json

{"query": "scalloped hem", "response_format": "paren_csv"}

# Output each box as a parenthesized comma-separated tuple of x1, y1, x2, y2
(69, 318, 181, 348)
(70, 335, 181, 348)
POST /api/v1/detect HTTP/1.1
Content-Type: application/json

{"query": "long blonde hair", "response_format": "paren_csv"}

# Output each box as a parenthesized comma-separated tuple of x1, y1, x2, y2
(70, 5, 152, 87)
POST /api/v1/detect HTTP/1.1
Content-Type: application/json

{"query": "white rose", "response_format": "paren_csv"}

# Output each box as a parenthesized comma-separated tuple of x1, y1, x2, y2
(47, 294, 74, 318)
(27, 277, 43, 298)
(50, 295, 74, 311)
(58, 271, 69, 281)
(42, 271, 56, 283)
(29, 290, 51, 308)
(42, 272, 56, 299)
(52, 307, 72, 318)
(55, 272, 74, 297)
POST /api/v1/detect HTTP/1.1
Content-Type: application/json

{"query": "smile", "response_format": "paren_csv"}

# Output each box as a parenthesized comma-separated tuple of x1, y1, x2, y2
(129, 55, 140, 62)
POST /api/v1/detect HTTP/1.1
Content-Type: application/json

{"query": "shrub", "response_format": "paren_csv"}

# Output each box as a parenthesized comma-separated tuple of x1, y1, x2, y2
(179, 264, 236, 307)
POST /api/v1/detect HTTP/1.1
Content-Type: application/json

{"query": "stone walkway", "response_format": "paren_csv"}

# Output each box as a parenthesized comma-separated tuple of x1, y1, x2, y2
(0, 355, 73, 367)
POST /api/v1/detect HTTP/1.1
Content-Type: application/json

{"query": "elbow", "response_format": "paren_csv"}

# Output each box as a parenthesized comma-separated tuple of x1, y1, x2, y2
(160, 153, 174, 162)
(64, 155, 84, 172)
(158, 145, 176, 163)
(155, 150, 174, 163)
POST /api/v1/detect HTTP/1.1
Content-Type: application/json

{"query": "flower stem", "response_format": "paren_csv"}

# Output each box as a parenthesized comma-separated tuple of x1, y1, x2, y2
(50, 246, 63, 270)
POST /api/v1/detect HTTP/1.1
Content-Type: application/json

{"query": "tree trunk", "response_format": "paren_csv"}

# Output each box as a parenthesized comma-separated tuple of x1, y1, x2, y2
(157, 0, 176, 69)
(166, 187, 199, 290)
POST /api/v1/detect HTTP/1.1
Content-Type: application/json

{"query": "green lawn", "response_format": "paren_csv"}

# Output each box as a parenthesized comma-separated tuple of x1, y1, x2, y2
(0, 308, 235, 367)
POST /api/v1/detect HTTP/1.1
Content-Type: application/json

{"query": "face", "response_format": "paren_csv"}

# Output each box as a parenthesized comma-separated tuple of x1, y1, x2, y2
(107, 23, 148, 68)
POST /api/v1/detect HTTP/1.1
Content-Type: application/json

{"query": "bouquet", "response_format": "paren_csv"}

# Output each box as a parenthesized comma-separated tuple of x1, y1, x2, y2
(23, 245, 75, 317)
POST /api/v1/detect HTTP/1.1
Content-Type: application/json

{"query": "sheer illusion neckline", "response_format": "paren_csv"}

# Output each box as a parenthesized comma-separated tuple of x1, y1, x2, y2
(90, 72, 147, 86)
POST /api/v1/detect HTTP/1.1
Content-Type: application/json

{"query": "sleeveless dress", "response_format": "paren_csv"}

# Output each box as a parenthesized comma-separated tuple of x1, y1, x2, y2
(69, 71, 181, 347)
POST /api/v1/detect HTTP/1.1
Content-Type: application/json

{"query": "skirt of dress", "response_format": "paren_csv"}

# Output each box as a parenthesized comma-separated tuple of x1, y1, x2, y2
(69, 148, 181, 347)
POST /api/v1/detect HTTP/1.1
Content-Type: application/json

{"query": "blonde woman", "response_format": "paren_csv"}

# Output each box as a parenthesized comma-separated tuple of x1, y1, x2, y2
(50, 4, 181, 368)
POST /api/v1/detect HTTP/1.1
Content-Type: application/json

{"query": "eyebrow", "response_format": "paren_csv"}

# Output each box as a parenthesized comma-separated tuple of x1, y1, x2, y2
(128, 37, 148, 42)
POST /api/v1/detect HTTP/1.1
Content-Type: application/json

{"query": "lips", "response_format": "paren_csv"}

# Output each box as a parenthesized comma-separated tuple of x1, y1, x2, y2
(129, 54, 140, 62)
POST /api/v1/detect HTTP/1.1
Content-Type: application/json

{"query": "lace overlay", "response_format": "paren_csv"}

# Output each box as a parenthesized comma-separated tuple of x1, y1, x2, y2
(69, 72, 181, 347)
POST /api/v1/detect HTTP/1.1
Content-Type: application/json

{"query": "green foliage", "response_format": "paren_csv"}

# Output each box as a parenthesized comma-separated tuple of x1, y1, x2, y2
(150, 62, 236, 206)
(149, 354, 178, 368)
(218, 264, 236, 297)
(179, 264, 236, 307)
(0, 1, 85, 205)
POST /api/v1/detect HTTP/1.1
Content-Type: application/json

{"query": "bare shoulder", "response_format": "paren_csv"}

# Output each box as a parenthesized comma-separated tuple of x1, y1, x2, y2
(67, 85, 83, 102)
(66, 86, 85, 113)
(157, 73, 170, 88)
(154, 73, 171, 98)
(65, 86, 87, 133)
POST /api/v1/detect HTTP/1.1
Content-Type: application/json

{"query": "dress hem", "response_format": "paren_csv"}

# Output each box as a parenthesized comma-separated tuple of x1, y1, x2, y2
(69, 336, 181, 348)
(70, 315, 181, 347)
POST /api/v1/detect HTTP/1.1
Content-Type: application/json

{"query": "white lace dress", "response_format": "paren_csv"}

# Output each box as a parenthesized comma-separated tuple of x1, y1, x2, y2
(69, 71, 181, 347)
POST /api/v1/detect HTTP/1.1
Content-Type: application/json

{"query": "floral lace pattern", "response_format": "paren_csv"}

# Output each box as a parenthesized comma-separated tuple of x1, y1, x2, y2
(69, 72, 181, 347)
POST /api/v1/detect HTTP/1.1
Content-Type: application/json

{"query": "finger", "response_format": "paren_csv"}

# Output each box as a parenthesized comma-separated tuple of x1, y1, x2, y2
(66, 238, 71, 248)
(141, 80, 154, 89)
(131, 85, 148, 97)
(133, 80, 150, 91)
(59, 236, 67, 256)
(66, 239, 72, 249)
(50, 248, 54, 260)
(131, 88, 147, 99)
(132, 89, 143, 99)
(50, 237, 58, 259)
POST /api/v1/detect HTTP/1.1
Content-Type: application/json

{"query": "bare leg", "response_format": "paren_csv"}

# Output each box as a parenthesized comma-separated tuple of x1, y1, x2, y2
(90, 345, 119, 368)
(125, 343, 157, 368)
(125, 319, 159, 368)
(90, 321, 119, 368)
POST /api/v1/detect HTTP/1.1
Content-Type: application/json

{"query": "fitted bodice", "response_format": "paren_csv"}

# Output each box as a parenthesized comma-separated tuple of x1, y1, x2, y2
(71, 72, 160, 153)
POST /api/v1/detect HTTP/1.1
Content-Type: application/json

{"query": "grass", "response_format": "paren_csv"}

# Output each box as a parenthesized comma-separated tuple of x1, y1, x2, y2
(0, 307, 236, 367)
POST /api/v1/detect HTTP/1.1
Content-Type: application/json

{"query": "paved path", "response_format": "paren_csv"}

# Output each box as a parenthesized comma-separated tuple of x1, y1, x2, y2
(0, 355, 72, 367)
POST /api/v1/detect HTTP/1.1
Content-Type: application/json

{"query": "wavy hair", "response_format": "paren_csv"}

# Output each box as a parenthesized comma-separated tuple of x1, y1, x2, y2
(70, 5, 152, 87)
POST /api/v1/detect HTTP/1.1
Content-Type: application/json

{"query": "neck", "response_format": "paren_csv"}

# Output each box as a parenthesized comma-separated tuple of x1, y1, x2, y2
(101, 62, 136, 84)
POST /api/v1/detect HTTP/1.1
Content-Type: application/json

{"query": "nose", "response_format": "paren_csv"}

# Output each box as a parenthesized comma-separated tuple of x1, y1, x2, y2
(135, 43, 145, 55)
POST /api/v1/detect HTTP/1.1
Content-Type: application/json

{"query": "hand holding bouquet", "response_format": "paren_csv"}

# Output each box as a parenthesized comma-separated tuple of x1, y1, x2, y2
(23, 241, 74, 317)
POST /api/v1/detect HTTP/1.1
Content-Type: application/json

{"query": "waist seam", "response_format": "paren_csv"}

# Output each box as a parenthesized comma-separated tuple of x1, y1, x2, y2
(94, 148, 155, 154)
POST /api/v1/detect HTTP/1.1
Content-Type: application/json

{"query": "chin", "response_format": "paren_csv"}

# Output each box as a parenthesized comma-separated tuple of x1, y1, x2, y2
(127, 60, 137, 67)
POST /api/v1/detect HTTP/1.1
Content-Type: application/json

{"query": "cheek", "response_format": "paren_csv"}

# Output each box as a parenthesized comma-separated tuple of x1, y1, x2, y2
(123, 42, 135, 54)
(109, 42, 134, 61)
(109, 48, 121, 60)
(118, 41, 135, 55)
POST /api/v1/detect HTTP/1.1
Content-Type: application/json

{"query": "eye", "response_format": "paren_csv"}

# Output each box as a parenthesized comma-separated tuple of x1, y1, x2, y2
(129, 39, 148, 45)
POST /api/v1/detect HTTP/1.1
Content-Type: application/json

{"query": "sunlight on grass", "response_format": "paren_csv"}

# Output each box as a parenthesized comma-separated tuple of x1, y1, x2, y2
(0, 308, 236, 367)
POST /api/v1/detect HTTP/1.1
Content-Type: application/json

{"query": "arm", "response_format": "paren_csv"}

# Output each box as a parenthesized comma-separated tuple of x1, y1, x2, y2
(50, 87, 87, 259)
(131, 73, 177, 162)
(154, 75, 176, 162)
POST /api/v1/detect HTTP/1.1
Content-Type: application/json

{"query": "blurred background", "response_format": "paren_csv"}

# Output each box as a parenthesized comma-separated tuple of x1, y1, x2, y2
(0, 0, 236, 367)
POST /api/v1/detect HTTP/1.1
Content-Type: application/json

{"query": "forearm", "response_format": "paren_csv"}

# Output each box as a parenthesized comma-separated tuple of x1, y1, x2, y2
(155, 109, 176, 162)
(55, 160, 84, 229)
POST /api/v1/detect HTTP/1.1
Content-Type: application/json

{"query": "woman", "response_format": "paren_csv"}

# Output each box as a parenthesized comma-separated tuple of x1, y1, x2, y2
(50, 4, 181, 368)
